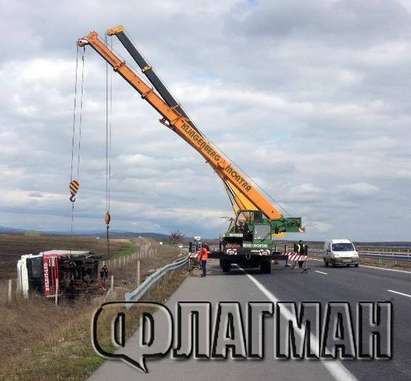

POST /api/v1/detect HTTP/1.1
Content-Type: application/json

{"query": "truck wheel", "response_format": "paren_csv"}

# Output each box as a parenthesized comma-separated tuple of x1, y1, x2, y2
(222, 261, 231, 273)
(354, 263, 359, 267)
(261, 260, 271, 274)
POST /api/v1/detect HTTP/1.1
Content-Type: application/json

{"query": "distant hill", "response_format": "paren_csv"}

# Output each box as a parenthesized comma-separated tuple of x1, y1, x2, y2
(0, 226, 171, 241)
(0, 226, 26, 234)
(110, 231, 170, 240)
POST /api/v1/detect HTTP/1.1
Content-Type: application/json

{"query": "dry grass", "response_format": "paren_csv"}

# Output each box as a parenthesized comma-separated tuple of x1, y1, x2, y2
(0, 240, 187, 381)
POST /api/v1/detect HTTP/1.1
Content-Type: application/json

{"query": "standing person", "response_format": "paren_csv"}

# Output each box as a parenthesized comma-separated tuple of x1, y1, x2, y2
(100, 264, 109, 289)
(297, 240, 305, 268)
(302, 242, 309, 272)
(197, 243, 209, 277)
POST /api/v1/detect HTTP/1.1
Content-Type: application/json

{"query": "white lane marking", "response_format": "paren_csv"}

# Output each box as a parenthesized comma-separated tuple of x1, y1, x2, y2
(310, 258, 322, 262)
(315, 270, 328, 275)
(361, 265, 411, 274)
(387, 289, 411, 298)
(244, 270, 358, 381)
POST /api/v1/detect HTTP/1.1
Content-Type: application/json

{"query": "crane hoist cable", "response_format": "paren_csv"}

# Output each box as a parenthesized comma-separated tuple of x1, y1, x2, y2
(104, 34, 113, 256)
(69, 45, 86, 233)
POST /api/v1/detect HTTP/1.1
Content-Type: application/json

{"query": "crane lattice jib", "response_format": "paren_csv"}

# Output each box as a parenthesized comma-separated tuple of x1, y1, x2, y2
(78, 31, 302, 231)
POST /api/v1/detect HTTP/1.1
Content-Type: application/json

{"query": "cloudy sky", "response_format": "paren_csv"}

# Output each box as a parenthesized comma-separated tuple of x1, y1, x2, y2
(1, 0, 411, 241)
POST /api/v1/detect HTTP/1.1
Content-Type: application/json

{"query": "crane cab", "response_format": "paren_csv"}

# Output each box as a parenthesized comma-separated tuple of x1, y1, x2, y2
(225, 210, 271, 248)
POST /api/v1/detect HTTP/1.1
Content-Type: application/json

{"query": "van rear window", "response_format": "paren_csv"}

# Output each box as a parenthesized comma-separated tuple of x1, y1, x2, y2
(332, 243, 354, 251)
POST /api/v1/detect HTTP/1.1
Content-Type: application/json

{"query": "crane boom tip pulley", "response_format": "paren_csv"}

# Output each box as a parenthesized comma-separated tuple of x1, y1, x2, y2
(106, 25, 125, 36)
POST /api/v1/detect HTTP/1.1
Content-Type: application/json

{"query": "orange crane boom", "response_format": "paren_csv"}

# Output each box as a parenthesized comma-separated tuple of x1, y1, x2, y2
(77, 31, 302, 233)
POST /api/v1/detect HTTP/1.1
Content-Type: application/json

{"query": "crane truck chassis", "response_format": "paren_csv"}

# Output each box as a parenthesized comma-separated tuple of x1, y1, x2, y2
(215, 210, 296, 274)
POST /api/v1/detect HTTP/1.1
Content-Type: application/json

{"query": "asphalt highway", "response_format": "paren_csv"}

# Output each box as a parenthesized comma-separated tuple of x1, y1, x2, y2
(89, 259, 411, 381)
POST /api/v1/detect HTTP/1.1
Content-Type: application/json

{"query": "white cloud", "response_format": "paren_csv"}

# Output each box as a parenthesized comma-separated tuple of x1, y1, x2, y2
(0, 0, 410, 240)
(306, 221, 333, 233)
(285, 184, 324, 203)
(338, 182, 379, 196)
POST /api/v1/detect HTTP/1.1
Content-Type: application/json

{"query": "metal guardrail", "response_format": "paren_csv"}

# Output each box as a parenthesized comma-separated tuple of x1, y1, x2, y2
(358, 252, 411, 261)
(124, 254, 190, 303)
(358, 246, 411, 254)
(309, 249, 411, 262)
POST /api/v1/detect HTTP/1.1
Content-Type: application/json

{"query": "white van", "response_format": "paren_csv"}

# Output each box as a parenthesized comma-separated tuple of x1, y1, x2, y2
(323, 239, 359, 267)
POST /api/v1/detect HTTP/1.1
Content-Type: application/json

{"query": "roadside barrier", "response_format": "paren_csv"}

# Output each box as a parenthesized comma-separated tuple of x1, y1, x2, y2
(285, 252, 308, 262)
(125, 254, 189, 304)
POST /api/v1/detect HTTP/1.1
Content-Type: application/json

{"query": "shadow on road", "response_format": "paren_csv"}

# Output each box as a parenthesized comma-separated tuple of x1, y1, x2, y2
(190, 260, 314, 277)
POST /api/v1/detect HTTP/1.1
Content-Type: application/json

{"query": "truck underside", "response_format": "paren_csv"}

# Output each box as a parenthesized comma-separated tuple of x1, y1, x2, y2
(18, 251, 101, 298)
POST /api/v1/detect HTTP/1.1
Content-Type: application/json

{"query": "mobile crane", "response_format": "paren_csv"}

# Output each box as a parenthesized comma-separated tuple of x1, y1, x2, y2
(77, 26, 303, 274)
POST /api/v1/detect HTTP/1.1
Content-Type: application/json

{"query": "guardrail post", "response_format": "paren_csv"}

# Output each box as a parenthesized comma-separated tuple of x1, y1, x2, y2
(7, 279, 12, 303)
(55, 280, 59, 306)
(16, 275, 21, 295)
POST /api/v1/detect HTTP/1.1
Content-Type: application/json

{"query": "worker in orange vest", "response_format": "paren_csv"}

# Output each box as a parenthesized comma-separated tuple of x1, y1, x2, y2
(197, 243, 209, 277)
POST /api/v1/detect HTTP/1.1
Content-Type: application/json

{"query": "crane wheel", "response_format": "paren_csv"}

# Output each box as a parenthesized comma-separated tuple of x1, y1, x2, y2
(261, 260, 272, 274)
(222, 261, 231, 273)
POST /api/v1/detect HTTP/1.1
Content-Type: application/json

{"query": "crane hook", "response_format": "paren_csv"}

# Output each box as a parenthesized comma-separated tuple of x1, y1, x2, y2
(69, 180, 80, 203)
(104, 211, 111, 225)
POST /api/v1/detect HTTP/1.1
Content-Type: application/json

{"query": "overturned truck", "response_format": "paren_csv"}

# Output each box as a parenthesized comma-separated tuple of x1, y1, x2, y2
(17, 250, 101, 298)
